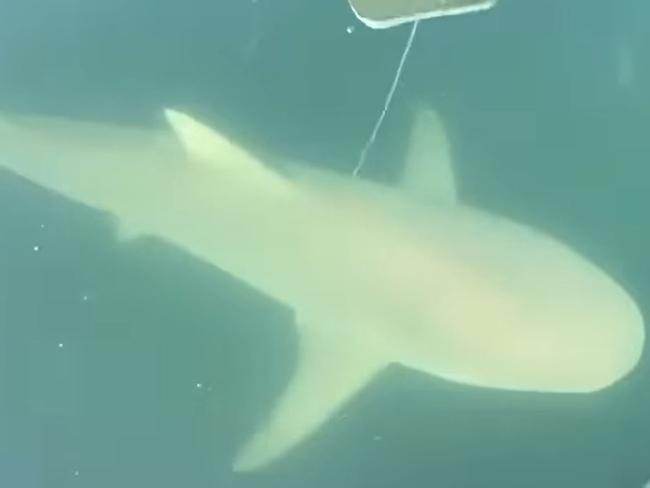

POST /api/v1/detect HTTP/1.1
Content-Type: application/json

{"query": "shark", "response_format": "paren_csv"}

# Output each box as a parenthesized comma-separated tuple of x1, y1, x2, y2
(0, 106, 645, 471)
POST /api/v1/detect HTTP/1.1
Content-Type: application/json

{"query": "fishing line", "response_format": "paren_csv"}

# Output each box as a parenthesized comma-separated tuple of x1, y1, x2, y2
(353, 19, 419, 177)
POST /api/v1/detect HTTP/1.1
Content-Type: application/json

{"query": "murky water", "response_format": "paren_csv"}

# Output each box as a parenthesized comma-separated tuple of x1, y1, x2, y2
(1, 0, 649, 486)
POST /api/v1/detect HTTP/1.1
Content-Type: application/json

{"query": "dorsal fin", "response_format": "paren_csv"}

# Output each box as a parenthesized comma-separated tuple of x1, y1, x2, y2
(400, 107, 457, 204)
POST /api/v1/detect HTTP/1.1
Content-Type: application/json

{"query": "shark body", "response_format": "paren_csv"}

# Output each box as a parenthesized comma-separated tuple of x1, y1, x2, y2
(0, 107, 644, 471)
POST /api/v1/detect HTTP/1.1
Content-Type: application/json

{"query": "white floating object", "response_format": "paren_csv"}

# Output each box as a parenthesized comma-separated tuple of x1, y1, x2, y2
(348, 0, 498, 29)
(351, 0, 498, 175)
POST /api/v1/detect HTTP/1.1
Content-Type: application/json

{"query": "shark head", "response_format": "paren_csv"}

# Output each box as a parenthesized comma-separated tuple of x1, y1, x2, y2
(0, 105, 644, 473)
(395, 207, 645, 394)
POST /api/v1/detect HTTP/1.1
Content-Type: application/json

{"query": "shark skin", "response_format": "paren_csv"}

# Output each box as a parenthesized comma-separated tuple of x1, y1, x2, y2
(0, 108, 645, 471)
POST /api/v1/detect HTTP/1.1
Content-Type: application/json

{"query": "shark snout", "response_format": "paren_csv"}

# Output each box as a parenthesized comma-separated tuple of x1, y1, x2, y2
(575, 288, 645, 393)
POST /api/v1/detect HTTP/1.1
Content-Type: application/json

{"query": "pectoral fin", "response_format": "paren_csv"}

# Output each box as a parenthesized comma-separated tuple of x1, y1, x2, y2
(233, 326, 386, 471)
(164, 108, 290, 192)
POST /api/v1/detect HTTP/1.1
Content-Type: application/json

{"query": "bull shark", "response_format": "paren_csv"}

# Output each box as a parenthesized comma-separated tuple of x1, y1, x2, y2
(0, 107, 645, 471)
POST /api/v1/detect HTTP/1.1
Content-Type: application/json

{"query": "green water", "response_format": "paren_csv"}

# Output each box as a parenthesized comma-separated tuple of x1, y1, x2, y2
(1, 0, 649, 486)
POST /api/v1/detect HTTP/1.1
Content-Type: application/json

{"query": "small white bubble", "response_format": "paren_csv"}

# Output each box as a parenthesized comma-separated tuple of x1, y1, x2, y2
(58, 343, 64, 348)
(40, 223, 46, 229)
(196, 383, 203, 389)
(73, 470, 80, 477)
(346, 25, 355, 34)
(32, 245, 40, 252)
(82, 294, 89, 302)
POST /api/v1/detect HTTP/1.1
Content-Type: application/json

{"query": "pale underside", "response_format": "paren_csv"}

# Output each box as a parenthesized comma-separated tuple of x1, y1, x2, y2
(0, 106, 644, 473)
